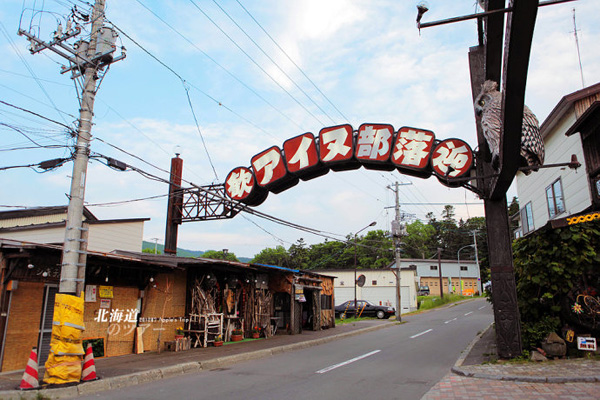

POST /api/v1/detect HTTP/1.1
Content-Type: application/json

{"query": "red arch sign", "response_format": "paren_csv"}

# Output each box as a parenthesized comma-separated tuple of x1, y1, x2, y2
(225, 123, 473, 206)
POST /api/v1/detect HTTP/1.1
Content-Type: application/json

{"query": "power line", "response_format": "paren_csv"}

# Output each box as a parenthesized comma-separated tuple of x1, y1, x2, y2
(110, 22, 282, 142)
(211, 0, 336, 125)
(131, 0, 304, 133)
(1, 20, 69, 126)
(187, 0, 325, 126)
(235, 0, 350, 122)
(0, 100, 75, 132)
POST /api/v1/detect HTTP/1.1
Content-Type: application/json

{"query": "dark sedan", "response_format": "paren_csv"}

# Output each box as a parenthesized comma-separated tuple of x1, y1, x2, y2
(334, 300, 395, 319)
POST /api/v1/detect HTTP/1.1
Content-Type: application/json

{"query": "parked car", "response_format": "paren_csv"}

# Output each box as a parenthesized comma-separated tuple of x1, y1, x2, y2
(418, 285, 430, 296)
(334, 300, 395, 319)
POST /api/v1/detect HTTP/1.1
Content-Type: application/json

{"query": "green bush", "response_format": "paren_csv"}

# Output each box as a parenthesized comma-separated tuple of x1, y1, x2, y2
(513, 223, 600, 348)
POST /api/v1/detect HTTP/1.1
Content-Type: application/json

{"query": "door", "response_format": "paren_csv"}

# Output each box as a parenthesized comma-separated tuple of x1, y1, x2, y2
(38, 285, 58, 365)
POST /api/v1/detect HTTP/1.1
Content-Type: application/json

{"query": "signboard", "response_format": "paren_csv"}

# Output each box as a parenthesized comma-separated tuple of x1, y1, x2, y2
(283, 132, 326, 180)
(430, 138, 474, 185)
(295, 294, 306, 302)
(100, 298, 111, 309)
(224, 123, 474, 205)
(551, 211, 600, 229)
(392, 127, 435, 178)
(99, 285, 113, 299)
(85, 285, 97, 302)
(577, 337, 597, 351)
(355, 124, 394, 170)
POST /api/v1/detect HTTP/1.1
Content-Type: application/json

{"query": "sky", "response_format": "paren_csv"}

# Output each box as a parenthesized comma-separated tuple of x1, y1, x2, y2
(1, 0, 599, 259)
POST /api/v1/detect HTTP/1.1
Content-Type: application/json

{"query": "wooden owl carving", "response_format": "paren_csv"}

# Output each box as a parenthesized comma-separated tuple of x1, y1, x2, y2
(474, 80, 544, 175)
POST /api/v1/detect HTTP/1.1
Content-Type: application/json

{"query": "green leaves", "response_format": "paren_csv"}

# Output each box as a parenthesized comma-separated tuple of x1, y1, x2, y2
(513, 222, 600, 347)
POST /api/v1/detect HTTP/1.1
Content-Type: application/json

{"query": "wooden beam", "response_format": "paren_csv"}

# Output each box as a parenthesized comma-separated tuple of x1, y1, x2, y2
(485, 0, 506, 84)
(491, 0, 539, 199)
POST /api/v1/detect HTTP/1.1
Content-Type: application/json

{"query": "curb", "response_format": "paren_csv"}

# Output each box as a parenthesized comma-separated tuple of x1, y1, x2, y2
(451, 324, 600, 383)
(0, 322, 393, 399)
(453, 322, 493, 369)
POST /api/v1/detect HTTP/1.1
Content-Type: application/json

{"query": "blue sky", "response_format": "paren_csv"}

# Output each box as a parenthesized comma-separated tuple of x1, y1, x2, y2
(1, 0, 599, 258)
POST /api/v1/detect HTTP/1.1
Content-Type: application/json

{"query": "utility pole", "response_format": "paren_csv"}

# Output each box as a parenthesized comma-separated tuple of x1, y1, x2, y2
(472, 230, 481, 294)
(387, 181, 410, 320)
(437, 248, 444, 299)
(18, 0, 125, 294)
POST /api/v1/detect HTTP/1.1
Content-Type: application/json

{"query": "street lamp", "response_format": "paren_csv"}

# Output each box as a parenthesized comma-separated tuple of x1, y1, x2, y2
(457, 244, 475, 295)
(354, 221, 377, 318)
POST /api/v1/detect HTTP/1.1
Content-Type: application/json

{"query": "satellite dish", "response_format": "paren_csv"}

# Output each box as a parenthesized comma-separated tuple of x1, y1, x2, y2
(357, 274, 366, 287)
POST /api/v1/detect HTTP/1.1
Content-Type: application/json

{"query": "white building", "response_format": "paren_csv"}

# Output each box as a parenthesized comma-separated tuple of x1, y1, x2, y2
(319, 267, 418, 314)
(321, 257, 481, 314)
(0, 206, 148, 253)
(397, 258, 481, 297)
(515, 82, 600, 236)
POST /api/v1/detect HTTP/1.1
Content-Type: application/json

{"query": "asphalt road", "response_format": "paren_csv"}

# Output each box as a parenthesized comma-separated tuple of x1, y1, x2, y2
(78, 298, 493, 400)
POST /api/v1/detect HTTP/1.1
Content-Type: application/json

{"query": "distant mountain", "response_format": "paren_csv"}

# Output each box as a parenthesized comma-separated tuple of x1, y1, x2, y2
(142, 241, 251, 263)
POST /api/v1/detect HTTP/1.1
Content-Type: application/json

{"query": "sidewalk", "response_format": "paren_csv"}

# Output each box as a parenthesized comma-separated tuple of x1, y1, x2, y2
(421, 325, 600, 399)
(0, 319, 394, 399)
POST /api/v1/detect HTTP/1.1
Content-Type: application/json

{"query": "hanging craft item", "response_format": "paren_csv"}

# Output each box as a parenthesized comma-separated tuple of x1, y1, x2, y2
(572, 302, 583, 314)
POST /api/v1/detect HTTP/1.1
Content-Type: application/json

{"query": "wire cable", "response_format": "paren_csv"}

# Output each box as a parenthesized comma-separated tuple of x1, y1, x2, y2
(211, 0, 336, 125)
(235, 0, 350, 122)
(187, 0, 325, 126)
(130, 1, 304, 133)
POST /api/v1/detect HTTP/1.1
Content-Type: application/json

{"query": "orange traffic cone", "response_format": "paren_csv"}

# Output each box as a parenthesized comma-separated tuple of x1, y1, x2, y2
(19, 347, 39, 390)
(81, 343, 97, 381)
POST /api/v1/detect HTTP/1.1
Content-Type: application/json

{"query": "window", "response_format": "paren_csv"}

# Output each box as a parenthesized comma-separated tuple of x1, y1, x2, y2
(546, 178, 565, 218)
(321, 294, 333, 310)
(460, 266, 468, 271)
(520, 202, 535, 234)
(430, 265, 438, 271)
(372, 280, 377, 286)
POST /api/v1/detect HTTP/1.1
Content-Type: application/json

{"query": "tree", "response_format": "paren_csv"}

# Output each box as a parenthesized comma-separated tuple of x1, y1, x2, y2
(305, 240, 350, 270)
(403, 220, 436, 258)
(513, 223, 600, 348)
(288, 238, 310, 269)
(142, 247, 161, 254)
(357, 230, 393, 269)
(251, 246, 291, 268)
(202, 250, 239, 262)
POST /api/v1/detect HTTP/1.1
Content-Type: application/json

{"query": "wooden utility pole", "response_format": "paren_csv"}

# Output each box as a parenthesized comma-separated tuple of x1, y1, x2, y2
(165, 155, 184, 255)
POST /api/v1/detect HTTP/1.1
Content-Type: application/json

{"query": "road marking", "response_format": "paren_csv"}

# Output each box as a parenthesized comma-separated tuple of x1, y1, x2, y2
(464, 311, 473, 316)
(478, 306, 486, 310)
(444, 318, 457, 324)
(410, 329, 433, 338)
(315, 350, 381, 374)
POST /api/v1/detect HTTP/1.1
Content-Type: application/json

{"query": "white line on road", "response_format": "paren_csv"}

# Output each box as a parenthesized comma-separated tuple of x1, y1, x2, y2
(444, 318, 457, 324)
(464, 311, 473, 316)
(410, 329, 433, 339)
(315, 350, 381, 374)
(478, 306, 486, 310)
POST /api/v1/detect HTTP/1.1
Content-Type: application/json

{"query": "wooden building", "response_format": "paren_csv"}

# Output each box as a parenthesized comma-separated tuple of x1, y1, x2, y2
(0, 239, 334, 373)
(515, 82, 600, 237)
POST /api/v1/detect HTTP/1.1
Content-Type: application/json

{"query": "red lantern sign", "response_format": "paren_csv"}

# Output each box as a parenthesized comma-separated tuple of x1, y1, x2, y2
(430, 138, 473, 183)
(284, 133, 318, 172)
(319, 124, 359, 171)
(355, 124, 394, 170)
(225, 167, 268, 206)
(225, 167, 255, 201)
(251, 146, 288, 187)
(392, 127, 435, 178)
